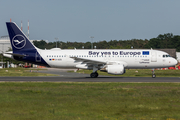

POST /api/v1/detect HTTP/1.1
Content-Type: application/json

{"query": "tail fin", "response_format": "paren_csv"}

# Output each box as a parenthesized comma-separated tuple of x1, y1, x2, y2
(6, 22, 36, 52)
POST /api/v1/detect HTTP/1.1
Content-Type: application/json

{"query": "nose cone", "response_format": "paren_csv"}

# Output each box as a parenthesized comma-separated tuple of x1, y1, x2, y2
(172, 58, 178, 66)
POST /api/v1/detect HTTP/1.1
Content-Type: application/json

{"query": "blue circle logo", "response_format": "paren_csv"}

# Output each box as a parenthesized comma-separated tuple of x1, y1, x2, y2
(12, 35, 26, 49)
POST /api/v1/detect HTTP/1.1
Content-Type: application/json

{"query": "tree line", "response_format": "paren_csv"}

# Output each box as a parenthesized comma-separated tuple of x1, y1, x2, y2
(33, 33, 180, 52)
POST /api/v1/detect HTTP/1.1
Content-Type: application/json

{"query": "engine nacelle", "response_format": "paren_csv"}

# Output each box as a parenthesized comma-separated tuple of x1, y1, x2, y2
(106, 65, 125, 75)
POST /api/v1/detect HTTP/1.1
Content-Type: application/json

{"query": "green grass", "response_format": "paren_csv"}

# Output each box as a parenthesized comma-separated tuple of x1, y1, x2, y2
(71, 69, 180, 77)
(0, 68, 58, 76)
(0, 82, 180, 120)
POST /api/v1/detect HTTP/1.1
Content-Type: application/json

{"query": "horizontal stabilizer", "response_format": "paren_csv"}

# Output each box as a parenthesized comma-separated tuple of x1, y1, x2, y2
(5, 52, 25, 57)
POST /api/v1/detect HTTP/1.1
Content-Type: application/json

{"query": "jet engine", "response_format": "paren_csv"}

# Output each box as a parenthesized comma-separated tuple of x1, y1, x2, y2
(105, 65, 125, 75)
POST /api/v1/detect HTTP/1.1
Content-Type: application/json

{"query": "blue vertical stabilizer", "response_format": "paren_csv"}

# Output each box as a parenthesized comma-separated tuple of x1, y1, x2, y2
(6, 22, 49, 67)
(6, 22, 36, 52)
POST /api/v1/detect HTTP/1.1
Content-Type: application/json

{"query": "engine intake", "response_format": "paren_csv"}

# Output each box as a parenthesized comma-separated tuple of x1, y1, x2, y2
(106, 65, 125, 75)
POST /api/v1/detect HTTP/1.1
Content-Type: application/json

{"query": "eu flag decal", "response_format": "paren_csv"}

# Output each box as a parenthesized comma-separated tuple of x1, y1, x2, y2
(142, 51, 149, 55)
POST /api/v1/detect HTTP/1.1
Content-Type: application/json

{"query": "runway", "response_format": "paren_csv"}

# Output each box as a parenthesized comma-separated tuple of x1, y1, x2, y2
(0, 76, 180, 82)
(0, 68, 180, 82)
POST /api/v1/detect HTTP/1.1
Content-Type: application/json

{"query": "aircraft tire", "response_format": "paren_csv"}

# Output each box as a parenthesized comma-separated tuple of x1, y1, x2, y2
(152, 74, 156, 78)
(90, 72, 98, 78)
(95, 72, 99, 77)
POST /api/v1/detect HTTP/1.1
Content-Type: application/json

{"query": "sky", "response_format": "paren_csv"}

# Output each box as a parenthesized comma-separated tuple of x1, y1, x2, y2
(0, 0, 180, 42)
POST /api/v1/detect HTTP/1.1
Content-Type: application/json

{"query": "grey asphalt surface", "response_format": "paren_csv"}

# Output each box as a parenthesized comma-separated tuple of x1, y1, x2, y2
(0, 76, 180, 82)
(0, 68, 180, 82)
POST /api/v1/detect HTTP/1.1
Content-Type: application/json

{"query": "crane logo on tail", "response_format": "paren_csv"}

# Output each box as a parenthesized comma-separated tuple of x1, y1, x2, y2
(12, 35, 26, 49)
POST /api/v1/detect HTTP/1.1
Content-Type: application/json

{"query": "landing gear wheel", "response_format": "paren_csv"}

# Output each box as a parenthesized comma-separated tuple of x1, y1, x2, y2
(90, 72, 98, 78)
(95, 72, 99, 77)
(90, 73, 96, 78)
(152, 74, 156, 78)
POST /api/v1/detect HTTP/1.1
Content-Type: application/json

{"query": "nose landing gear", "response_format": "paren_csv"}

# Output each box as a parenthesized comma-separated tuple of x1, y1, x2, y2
(152, 69, 156, 78)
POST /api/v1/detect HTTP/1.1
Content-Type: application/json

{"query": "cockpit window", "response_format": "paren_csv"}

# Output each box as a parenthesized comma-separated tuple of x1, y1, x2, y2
(163, 54, 171, 58)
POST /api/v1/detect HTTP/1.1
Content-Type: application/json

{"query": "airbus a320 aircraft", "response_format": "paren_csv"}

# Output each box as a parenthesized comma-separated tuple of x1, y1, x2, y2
(3, 22, 177, 78)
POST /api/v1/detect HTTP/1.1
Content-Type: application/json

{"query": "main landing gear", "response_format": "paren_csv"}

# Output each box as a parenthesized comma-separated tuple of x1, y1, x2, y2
(152, 69, 156, 78)
(90, 65, 99, 78)
(90, 72, 99, 78)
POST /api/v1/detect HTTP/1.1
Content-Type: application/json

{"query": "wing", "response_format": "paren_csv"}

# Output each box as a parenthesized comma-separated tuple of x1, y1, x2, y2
(70, 57, 106, 67)
(70, 57, 128, 69)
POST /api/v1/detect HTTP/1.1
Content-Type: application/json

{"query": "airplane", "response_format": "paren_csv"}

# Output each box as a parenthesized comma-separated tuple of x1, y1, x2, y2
(3, 22, 178, 78)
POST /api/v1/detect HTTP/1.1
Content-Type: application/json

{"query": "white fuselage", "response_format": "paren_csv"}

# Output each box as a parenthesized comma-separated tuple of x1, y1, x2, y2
(38, 49, 177, 69)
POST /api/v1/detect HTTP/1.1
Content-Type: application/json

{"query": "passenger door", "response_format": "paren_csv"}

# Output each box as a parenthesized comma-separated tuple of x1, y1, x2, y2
(151, 51, 157, 62)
